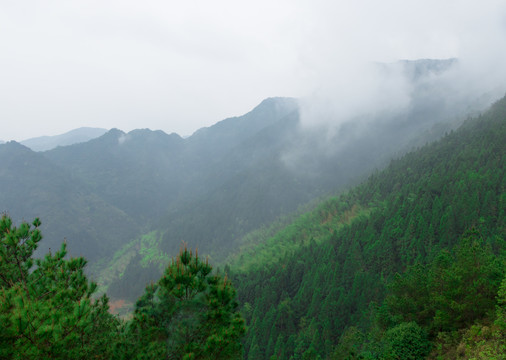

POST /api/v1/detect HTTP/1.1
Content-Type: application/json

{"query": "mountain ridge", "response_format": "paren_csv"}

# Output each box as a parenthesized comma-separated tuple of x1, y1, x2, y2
(20, 127, 108, 151)
(0, 140, 140, 261)
(0, 58, 498, 300)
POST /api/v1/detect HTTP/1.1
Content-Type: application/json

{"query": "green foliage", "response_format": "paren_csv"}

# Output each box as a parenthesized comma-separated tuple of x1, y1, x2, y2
(103, 231, 170, 300)
(383, 263, 431, 329)
(449, 276, 506, 358)
(227, 198, 366, 273)
(0, 215, 41, 287)
(386, 230, 504, 335)
(0, 216, 247, 359)
(331, 326, 367, 359)
(232, 94, 506, 359)
(118, 246, 246, 359)
(138, 231, 167, 267)
(432, 230, 503, 332)
(0, 215, 118, 359)
(448, 323, 506, 359)
(1, 83, 505, 360)
(107, 252, 162, 301)
(496, 276, 506, 330)
(382, 322, 431, 360)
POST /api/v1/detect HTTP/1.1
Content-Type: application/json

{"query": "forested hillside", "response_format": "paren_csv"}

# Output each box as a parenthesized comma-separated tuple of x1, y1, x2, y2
(0, 142, 139, 262)
(231, 94, 506, 359)
(1, 92, 504, 359)
(103, 60, 490, 302)
(3, 0, 506, 355)
(1, 93, 503, 359)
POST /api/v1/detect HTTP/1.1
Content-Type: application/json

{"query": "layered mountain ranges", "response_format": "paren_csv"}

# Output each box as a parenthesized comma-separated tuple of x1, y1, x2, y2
(0, 59, 499, 298)
(20, 127, 109, 152)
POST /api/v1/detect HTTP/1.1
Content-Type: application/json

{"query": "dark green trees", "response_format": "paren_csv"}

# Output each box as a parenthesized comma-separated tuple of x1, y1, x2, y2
(386, 229, 504, 335)
(0, 216, 246, 359)
(382, 322, 431, 360)
(232, 94, 506, 359)
(121, 246, 245, 359)
(0, 215, 117, 359)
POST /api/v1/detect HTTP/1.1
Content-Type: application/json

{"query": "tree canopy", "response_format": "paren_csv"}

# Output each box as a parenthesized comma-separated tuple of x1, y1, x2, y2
(0, 216, 245, 359)
(0, 215, 117, 359)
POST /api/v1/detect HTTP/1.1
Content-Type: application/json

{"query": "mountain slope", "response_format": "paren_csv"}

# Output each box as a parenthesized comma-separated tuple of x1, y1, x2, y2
(0, 141, 140, 262)
(230, 94, 506, 359)
(103, 61, 500, 301)
(44, 129, 185, 221)
(1, 59, 495, 303)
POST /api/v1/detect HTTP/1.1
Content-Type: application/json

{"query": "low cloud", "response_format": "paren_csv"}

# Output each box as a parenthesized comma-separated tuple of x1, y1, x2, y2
(118, 133, 131, 145)
(1, 0, 505, 141)
(298, 61, 412, 132)
(293, 0, 506, 131)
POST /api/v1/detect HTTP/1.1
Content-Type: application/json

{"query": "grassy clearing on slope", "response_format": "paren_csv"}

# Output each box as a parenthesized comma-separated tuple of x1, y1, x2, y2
(139, 231, 169, 267)
(227, 196, 372, 273)
(93, 230, 168, 295)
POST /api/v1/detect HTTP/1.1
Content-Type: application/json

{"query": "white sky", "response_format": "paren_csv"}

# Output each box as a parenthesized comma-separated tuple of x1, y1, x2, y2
(1, 0, 506, 141)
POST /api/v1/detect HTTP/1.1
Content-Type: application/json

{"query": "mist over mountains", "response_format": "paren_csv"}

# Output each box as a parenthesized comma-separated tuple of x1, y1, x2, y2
(0, 59, 501, 297)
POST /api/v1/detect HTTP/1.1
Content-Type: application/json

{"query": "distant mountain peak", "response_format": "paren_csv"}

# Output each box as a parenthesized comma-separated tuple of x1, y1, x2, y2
(1, 140, 32, 151)
(190, 97, 298, 138)
(21, 127, 108, 151)
(256, 96, 298, 106)
(106, 128, 125, 136)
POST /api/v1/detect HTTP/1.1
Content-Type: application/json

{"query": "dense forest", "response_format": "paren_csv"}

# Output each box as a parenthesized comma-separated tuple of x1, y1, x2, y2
(1, 90, 505, 358)
(230, 94, 506, 359)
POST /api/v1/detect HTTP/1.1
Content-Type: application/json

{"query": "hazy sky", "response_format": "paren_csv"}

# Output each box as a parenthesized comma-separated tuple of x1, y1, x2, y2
(1, 0, 506, 141)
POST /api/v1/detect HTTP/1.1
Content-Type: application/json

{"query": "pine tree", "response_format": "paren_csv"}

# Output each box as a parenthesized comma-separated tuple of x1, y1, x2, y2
(0, 215, 118, 360)
(430, 229, 503, 332)
(125, 246, 245, 359)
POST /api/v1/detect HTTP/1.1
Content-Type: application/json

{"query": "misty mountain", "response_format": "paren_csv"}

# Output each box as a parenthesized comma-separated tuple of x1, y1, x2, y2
(397, 58, 458, 80)
(232, 90, 506, 360)
(20, 127, 108, 152)
(154, 58, 474, 260)
(1, 58, 499, 299)
(0, 141, 140, 261)
(44, 128, 185, 221)
(1, 97, 301, 281)
(186, 97, 298, 160)
(178, 97, 300, 197)
(157, 111, 312, 257)
(105, 60, 502, 301)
